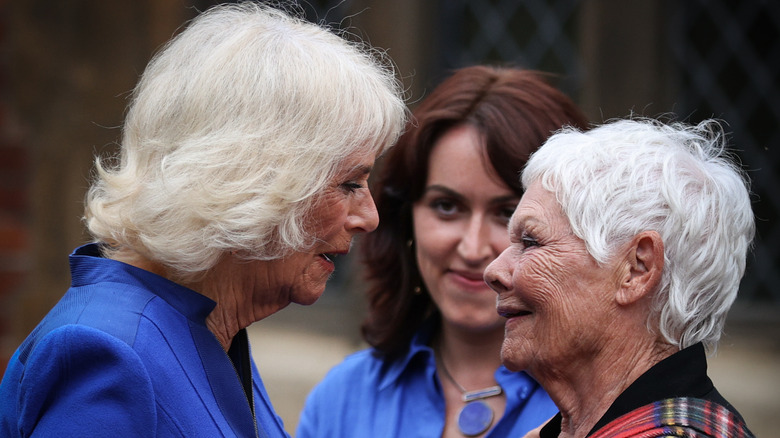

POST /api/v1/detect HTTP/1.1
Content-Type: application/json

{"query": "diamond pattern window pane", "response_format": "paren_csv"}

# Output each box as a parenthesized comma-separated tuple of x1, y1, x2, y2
(671, 0, 780, 304)
(438, 0, 583, 95)
(437, 0, 778, 305)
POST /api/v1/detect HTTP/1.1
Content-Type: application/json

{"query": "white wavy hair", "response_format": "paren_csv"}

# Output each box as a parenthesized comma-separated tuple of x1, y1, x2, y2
(85, 2, 407, 282)
(522, 118, 755, 351)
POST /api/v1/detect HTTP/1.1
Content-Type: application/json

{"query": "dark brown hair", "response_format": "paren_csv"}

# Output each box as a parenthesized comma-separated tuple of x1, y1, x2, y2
(360, 65, 588, 357)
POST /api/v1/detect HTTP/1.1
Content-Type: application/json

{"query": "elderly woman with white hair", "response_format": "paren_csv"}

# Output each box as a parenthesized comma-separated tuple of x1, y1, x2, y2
(485, 118, 755, 438)
(0, 3, 406, 437)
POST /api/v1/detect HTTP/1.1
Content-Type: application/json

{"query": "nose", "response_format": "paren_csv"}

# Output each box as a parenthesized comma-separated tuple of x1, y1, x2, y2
(484, 249, 511, 295)
(346, 192, 380, 234)
(457, 214, 492, 265)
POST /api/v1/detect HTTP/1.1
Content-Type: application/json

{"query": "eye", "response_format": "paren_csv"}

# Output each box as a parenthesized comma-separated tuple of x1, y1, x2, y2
(429, 198, 461, 218)
(521, 233, 540, 250)
(340, 182, 365, 193)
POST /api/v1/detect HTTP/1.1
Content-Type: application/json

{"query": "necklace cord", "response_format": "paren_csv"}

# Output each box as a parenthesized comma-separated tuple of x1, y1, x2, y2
(435, 350, 503, 402)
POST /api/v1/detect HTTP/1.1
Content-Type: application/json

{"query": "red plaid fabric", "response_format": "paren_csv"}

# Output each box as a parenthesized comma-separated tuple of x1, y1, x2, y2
(589, 397, 754, 438)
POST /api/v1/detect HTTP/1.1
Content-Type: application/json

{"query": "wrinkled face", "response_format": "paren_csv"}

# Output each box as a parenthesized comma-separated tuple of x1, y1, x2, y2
(412, 124, 520, 334)
(248, 151, 380, 307)
(484, 180, 622, 375)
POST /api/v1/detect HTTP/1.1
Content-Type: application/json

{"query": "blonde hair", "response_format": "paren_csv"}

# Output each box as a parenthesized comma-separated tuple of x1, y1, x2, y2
(85, 2, 407, 283)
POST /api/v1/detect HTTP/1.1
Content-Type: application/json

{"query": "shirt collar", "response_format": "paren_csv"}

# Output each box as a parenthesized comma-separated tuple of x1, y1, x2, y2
(539, 343, 713, 437)
(70, 243, 217, 323)
(589, 342, 712, 434)
(377, 319, 543, 404)
(377, 322, 436, 391)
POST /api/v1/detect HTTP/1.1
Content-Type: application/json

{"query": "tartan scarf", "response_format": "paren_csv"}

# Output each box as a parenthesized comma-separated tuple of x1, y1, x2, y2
(589, 397, 754, 438)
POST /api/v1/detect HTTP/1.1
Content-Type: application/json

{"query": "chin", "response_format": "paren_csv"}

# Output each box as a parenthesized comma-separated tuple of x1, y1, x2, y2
(295, 296, 320, 306)
(292, 287, 326, 306)
(455, 314, 505, 332)
(500, 355, 524, 372)
(500, 342, 529, 372)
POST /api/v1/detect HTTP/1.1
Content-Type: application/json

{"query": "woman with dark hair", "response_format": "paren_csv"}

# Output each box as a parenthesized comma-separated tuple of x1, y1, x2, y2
(297, 65, 588, 438)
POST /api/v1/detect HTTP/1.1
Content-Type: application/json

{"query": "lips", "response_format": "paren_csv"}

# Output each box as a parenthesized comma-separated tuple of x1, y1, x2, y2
(319, 253, 334, 263)
(318, 249, 348, 264)
(451, 269, 485, 281)
(449, 269, 489, 283)
(496, 304, 532, 319)
(446, 269, 492, 293)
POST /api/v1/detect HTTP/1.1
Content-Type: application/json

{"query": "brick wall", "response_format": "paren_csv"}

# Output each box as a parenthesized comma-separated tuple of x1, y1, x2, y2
(0, 141, 28, 375)
(0, 1, 198, 375)
(0, 4, 30, 374)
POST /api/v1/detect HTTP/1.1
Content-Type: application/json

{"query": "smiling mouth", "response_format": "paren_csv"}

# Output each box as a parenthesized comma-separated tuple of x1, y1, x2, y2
(452, 271, 484, 281)
(318, 252, 342, 263)
(497, 307, 532, 319)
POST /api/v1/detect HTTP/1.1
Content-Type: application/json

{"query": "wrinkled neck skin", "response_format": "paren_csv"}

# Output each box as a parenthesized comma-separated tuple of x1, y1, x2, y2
(112, 248, 288, 351)
(533, 333, 677, 438)
(193, 255, 290, 351)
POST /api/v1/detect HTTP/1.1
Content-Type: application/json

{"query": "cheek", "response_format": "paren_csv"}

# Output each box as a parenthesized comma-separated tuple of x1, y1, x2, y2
(308, 192, 348, 237)
(519, 251, 614, 331)
(516, 252, 572, 306)
(489, 223, 511, 255)
(411, 208, 453, 265)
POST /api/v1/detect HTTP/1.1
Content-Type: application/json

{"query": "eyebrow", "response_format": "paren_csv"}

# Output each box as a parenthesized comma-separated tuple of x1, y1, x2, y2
(507, 216, 521, 239)
(352, 165, 372, 176)
(423, 184, 519, 205)
(508, 214, 541, 238)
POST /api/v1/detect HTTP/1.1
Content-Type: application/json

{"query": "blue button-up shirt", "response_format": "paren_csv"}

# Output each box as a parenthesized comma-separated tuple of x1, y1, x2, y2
(297, 324, 558, 437)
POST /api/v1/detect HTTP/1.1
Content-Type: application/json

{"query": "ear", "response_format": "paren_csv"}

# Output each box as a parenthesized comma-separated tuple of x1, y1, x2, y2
(615, 231, 664, 306)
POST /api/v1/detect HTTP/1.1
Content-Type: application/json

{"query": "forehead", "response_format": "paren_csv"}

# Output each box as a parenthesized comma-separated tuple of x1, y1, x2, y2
(425, 124, 514, 194)
(335, 150, 376, 175)
(509, 181, 567, 234)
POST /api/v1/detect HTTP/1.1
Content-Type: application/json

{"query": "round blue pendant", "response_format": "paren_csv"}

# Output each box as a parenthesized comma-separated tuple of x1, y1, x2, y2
(457, 400, 494, 436)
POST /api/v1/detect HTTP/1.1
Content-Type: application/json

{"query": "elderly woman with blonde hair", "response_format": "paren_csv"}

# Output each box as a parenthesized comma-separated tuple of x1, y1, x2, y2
(0, 3, 406, 437)
(485, 118, 755, 438)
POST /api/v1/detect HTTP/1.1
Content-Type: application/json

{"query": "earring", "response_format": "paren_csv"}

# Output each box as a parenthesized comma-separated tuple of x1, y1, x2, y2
(413, 285, 422, 295)
(407, 239, 413, 248)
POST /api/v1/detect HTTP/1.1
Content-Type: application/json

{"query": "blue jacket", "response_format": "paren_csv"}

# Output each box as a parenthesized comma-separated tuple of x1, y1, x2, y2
(0, 244, 289, 437)
(297, 324, 558, 438)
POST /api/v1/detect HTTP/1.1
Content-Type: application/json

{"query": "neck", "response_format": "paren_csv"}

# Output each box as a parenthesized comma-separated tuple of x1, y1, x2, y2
(435, 319, 507, 438)
(435, 320, 505, 389)
(536, 335, 677, 438)
(190, 255, 289, 351)
(109, 247, 169, 278)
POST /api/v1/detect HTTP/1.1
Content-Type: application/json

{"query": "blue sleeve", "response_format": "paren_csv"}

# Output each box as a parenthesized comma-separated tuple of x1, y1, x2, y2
(16, 325, 157, 437)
